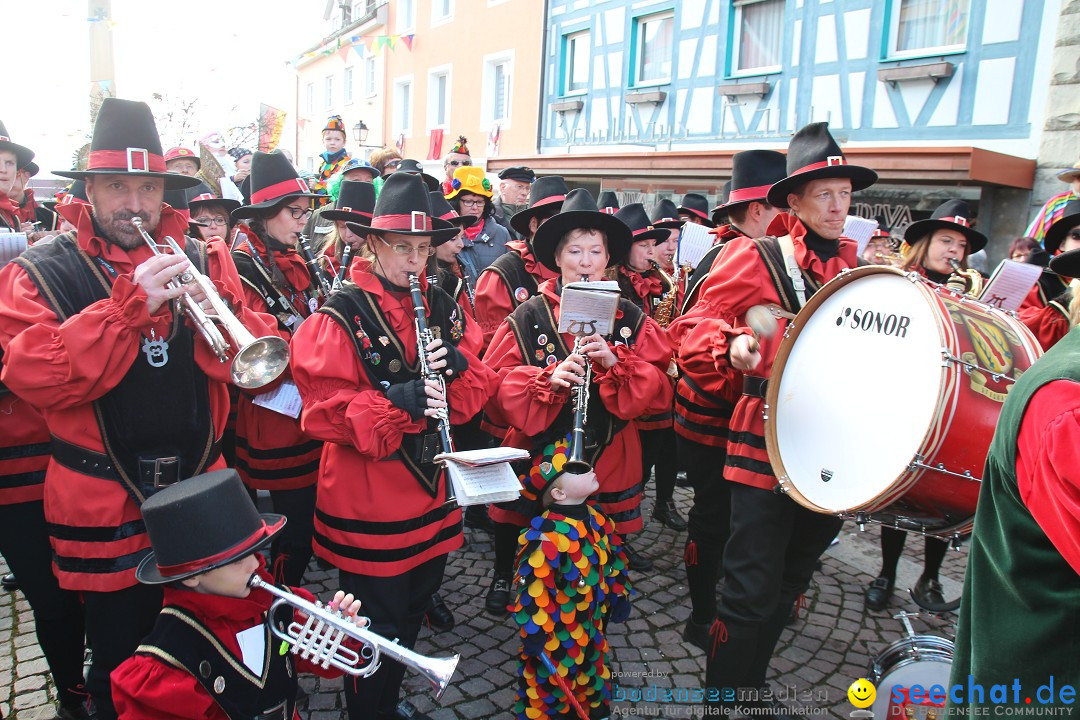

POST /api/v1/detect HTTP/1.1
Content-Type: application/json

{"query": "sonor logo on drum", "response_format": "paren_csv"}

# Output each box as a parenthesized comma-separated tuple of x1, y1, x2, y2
(835, 307, 911, 338)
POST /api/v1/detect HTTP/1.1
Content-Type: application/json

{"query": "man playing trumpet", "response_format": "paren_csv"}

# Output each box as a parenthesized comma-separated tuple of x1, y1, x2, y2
(0, 98, 282, 720)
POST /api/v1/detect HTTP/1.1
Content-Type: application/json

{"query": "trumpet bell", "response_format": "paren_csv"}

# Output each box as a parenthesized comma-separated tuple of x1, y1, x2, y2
(423, 653, 460, 700)
(231, 335, 291, 389)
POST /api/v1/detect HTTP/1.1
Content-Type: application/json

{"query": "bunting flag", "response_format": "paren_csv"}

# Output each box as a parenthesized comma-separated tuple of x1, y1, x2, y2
(294, 34, 414, 63)
(258, 104, 287, 152)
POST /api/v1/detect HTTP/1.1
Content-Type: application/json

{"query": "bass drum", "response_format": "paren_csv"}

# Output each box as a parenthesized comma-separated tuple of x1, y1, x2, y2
(765, 265, 1041, 536)
(868, 635, 954, 719)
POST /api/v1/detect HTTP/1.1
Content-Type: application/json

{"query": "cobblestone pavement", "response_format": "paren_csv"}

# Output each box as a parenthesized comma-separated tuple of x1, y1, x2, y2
(1, 483, 968, 719)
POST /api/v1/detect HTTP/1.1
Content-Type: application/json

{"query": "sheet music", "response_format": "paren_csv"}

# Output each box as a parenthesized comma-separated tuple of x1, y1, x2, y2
(558, 284, 620, 336)
(435, 447, 530, 467)
(676, 222, 713, 269)
(0, 232, 28, 267)
(978, 259, 1044, 312)
(843, 216, 879, 256)
(235, 624, 266, 675)
(445, 460, 522, 506)
(252, 380, 303, 418)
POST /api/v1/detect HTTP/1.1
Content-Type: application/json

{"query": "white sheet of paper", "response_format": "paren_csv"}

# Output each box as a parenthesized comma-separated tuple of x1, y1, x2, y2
(843, 216, 879, 256)
(558, 284, 620, 336)
(445, 460, 522, 506)
(435, 447, 530, 467)
(0, 232, 28, 267)
(676, 223, 713, 269)
(252, 380, 303, 418)
(235, 624, 266, 675)
(978, 259, 1044, 312)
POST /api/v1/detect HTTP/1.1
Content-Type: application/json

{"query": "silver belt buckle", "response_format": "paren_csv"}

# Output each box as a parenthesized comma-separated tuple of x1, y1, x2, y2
(153, 456, 180, 488)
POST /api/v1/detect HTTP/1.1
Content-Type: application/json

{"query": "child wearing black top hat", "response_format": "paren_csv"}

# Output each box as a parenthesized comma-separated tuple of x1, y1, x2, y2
(111, 469, 362, 720)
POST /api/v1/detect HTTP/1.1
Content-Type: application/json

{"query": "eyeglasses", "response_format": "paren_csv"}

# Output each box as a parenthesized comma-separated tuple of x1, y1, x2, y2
(194, 215, 228, 227)
(459, 197, 486, 207)
(385, 159, 402, 168)
(378, 236, 436, 257)
(446, 160, 471, 167)
(284, 206, 313, 220)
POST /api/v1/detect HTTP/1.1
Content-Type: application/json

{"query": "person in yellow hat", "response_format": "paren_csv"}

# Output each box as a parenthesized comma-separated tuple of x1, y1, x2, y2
(444, 165, 511, 288)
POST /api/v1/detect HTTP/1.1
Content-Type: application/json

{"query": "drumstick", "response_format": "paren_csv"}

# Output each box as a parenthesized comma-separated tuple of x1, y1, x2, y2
(741, 305, 791, 365)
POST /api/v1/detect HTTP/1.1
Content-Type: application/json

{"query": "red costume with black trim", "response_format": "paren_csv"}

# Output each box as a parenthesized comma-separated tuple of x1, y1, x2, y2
(1018, 281, 1071, 352)
(0, 203, 280, 592)
(475, 240, 560, 348)
(614, 263, 675, 432)
(483, 279, 673, 535)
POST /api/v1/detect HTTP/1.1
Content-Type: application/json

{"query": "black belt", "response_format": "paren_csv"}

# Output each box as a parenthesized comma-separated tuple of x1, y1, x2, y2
(742, 376, 768, 399)
(50, 436, 220, 494)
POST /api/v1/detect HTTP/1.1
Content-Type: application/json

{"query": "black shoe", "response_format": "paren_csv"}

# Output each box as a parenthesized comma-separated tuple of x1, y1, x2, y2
(377, 700, 432, 720)
(623, 542, 653, 572)
(463, 504, 495, 534)
(864, 575, 895, 611)
(57, 686, 95, 720)
(1, 573, 17, 591)
(652, 498, 688, 531)
(485, 576, 511, 616)
(683, 617, 712, 652)
(425, 593, 455, 633)
(911, 576, 946, 609)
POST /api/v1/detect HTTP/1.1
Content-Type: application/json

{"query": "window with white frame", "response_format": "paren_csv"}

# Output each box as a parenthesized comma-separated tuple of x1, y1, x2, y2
(431, 0, 453, 26)
(365, 53, 377, 97)
(305, 82, 315, 114)
(632, 11, 673, 86)
(482, 53, 513, 126)
(562, 30, 589, 95)
(344, 66, 355, 104)
(888, 0, 970, 57)
(732, 0, 784, 74)
(396, 0, 415, 32)
(428, 67, 451, 128)
(324, 75, 334, 108)
(394, 78, 413, 133)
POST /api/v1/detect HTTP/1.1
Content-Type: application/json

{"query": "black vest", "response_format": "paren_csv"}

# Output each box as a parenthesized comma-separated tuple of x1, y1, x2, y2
(231, 251, 313, 334)
(14, 233, 217, 504)
(318, 282, 466, 497)
(615, 264, 673, 316)
(135, 604, 297, 720)
(484, 250, 537, 310)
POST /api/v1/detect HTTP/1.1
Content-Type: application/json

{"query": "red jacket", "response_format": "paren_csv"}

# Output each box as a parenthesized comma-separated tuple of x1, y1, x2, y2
(290, 259, 496, 577)
(1018, 283, 1071, 352)
(0, 204, 282, 592)
(232, 226, 323, 491)
(474, 240, 559, 349)
(676, 215, 857, 490)
(0, 392, 49, 505)
(483, 279, 673, 533)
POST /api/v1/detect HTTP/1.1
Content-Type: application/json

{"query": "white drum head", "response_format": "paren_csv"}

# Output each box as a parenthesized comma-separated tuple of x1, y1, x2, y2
(871, 658, 952, 718)
(772, 271, 943, 512)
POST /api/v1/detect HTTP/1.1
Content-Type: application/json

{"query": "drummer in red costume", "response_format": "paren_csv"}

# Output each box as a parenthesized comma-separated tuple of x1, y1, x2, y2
(0, 98, 280, 720)
(1019, 199, 1080, 351)
(481, 189, 673, 613)
(473, 176, 567, 347)
(675, 123, 877, 712)
(291, 171, 495, 720)
(666, 149, 786, 651)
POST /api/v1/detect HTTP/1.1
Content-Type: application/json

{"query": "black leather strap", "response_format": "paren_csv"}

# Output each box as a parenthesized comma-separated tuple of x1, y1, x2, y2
(50, 436, 221, 493)
(742, 376, 768, 398)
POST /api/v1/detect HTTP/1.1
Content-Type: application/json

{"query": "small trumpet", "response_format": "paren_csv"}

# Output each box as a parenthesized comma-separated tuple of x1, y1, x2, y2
(131, 218, 291, 389)
(248, 574, 459, 699)
(947, 258, 984, 297)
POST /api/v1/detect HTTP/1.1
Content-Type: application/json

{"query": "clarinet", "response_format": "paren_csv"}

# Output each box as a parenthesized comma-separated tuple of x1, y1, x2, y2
(331, 244, 353, 294)
(564, 275, 593, 474)
(409, 273, 455, 459)
(297, 233, 333, 298)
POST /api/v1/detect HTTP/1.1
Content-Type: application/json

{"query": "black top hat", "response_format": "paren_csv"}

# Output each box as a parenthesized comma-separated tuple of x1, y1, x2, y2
(397, 159, 440, 191)
(767, 122, 877, 208)
(232, 151, 321, 220)
(903, 199, 987, 254)
(615, 203, 669, 245)
(346, 171, 458, 242)
(598, 191, 620, 215)
(322, 180, 377, 223)
(532, 188, 633, 272)
(186, 180, 241, 214)
(0, 119, 34, 171)
(651, 199, 684, 229)
(1049, 247, 1080, 279)
(53, 98, 200, 191)
(719, 150, 787, 211)
(135, 469, 286, 585)
(677, 193, 715, 227)
(428, 191, 476, 229)
(1044, 199, 1080, 255)
(22, 161, 39, 177)
(510, 176, 569, 236)
(711, 181, 732, 225)
(498, 166, 535, 183)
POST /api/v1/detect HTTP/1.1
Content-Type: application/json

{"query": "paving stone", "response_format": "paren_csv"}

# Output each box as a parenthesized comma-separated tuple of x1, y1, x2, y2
(14, 673, 45, 693)
(13, 689, 49, 710)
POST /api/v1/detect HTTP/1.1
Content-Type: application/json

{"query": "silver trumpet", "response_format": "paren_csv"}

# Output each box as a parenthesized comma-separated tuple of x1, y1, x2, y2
(248, 574, 459, 699)
(131, 218, 291, 389)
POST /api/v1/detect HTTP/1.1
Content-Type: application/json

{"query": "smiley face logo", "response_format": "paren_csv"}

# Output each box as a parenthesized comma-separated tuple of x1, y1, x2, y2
(848, 678, 876, 709)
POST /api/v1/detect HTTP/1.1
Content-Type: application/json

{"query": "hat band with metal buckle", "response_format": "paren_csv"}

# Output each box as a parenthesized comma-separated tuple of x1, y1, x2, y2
(0, 135, 9, 142)
(250, 178, 310, 204)
(601, 207, 617, 215)
(791, 157, 850, 176)
(726, 184, 774, 204)
(632, 226, 658, 236)
(372, 212, 433, 231)
(939, 215, 969, 227)
(191, 193, 217, 203)
(87, 148, 166, 173)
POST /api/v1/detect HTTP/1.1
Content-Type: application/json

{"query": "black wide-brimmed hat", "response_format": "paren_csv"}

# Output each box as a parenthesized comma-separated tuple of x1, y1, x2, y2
(54, 98, 200, 191)
(1044, 199, 1080, 255)
(346, 171, 458, 243)
(22, 161, 39, 177)
(232, 151, 321, 220)
(429, 191, 476, 228)
(1049, 247, 1080, 278)
(598, 191, 620, 215)
(164, 187, 208, 232)
(903, 199, 987, 254)
(510, 176, 569, 236)
(532, 188, 633, 272)
(719, 150, 787, 211)
(0, 119, 34, 171)
(677, 193, 715, 227)
(710, 181, 732, 225)
(186, 180, 241, 214)
(616, 203, 669, 245)
(322, 180, 377, 223)
(398, 158, 440, 191)
(767, 122, 877, 208)
(135, 469, 286, 585)
(651, 198, 684, 229)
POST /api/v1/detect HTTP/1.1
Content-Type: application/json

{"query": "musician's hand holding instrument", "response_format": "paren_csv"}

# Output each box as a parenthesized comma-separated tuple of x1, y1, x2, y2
(576, 332, 617, 369)
(132, 252, 193, 315)
(551, 351, 587, 389)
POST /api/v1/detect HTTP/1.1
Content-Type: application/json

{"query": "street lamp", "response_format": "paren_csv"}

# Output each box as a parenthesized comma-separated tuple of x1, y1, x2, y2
(352, 120, 369, 144)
